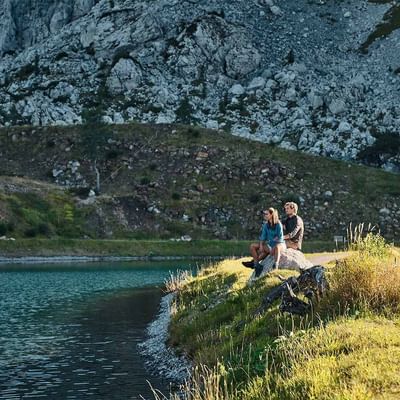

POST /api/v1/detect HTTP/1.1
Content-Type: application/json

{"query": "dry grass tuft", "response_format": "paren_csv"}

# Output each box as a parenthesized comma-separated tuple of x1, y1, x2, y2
(324, 234, 400, 314)
(164, 270, 193, 293)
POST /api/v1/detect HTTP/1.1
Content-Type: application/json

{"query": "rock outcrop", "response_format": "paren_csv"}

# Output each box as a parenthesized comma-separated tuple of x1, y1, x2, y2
(249, 249, 313, 282)
(0, 0, 400, 170)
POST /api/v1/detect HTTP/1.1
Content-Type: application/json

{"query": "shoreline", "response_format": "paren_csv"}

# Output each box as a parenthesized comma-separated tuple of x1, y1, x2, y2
(138, 292, 192, 386)
(0, 255, 225, 265)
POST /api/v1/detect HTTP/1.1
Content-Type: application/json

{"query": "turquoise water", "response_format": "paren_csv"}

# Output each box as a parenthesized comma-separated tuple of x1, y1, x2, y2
(0, 261, 197, 399)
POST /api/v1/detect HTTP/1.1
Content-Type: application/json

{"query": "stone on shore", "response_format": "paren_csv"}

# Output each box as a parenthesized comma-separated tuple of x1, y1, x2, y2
(249, 248, 313, 281)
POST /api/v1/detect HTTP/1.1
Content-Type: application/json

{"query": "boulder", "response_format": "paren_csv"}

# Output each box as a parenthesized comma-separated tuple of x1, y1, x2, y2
(308, 92, 324, 109)
(329, 99, 346, 115)
(249, 249, 313, 281)
(225, 46, 261, 79)
(229, 84, 245, 96)
(247, 77, 266, 91)
(270, 5, 283, 16)
(107, 59, 143, 95)
(338, 121, 351, 133)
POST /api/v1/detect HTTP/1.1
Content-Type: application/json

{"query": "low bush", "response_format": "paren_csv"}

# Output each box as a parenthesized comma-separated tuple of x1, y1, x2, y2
(323, 253, 400, 315)
(322, 233, 399, 315)
(0, 222, 7, 236)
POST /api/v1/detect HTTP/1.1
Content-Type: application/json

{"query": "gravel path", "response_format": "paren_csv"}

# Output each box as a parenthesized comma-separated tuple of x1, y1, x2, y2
(306, 252, 349, 266)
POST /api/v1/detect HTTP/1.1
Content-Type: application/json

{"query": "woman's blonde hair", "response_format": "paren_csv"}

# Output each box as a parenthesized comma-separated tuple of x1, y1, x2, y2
(267, 207, 280, 227)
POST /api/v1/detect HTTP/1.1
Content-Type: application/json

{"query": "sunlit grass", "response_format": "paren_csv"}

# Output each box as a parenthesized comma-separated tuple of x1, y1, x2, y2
(165, 235, 400, 400)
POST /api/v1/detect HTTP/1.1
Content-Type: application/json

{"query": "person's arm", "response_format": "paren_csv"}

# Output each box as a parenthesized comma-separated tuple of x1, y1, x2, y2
(276, 222, 284, 241)
(286, 217, 302, 239)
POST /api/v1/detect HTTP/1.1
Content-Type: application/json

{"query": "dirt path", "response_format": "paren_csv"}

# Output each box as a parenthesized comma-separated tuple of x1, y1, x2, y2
(306, 252, 350, 266)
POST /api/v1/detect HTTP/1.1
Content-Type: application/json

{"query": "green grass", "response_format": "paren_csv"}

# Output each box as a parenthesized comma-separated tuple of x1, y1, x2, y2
(0, 188, 87, 239)
(0, 123, 399, 243)
(165, 236, 400, 400)
(0, 239, 338, 258)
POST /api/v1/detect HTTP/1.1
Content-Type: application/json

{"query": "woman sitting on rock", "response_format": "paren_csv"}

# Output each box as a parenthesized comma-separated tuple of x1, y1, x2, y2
(242, 207, 286, 277)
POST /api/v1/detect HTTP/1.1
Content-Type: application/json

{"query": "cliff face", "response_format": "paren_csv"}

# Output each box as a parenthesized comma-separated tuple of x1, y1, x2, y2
(0, 0, 98, 54)
(0, 0, 399, 171)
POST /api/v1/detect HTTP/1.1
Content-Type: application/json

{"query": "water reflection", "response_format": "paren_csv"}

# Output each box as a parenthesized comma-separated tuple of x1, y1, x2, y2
(0, 261, 197, 399)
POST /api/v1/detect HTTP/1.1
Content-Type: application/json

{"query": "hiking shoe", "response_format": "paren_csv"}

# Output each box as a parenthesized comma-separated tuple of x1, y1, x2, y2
(254, 263, 263, 278)
(242, 260, 255, 269)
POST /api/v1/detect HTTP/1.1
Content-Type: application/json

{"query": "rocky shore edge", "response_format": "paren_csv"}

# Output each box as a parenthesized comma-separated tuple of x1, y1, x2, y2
(138, 293, 192, 387)
(0, 255, 224, 265)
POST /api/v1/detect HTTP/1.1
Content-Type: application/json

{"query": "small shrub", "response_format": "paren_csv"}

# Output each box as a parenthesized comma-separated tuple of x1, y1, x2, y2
(140, 176, 151, 185)
(68, 187, 91, 198)
(37, 223, 51, 236)
(54, 51, 68, 61)
(106, 150, 121, 160)
(346, 223, 389, 257)
(15, 62, 38, 80)
(21, 208, 42, 226)
(187, 127, 201, 138)
(248, 193, 261, 204)
(148, 163, 157, 171)
(358, 131, 400, 166)
(24, 227, 38, 237)
(0, 222, 7, 236)
(172, 192, 181, 201)
(322, 234, 399, 314)
(64, 204, 74, 222)
(85, 44, 96, 56)
(176, 98, 195, 124)
(249, 121, 259, 134)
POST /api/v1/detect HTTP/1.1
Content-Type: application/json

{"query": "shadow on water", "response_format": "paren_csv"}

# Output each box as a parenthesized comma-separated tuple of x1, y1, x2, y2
(0, 261, 200, 400)
(361, 1, 400, 54)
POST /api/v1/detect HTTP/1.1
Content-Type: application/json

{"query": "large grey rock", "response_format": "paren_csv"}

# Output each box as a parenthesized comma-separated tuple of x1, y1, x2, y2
(225, 45, 261, 79)
(270, 5, 283, 16)
(249, 249, 313, 281)
(107, 58, 143, 95)
(229, 84, 245, 96)
(247, 77, 266, 91)
(329, 99, 347, 115)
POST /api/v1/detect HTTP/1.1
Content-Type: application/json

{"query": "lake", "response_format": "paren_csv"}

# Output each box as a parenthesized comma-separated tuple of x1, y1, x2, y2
(0, 260, 199, 400)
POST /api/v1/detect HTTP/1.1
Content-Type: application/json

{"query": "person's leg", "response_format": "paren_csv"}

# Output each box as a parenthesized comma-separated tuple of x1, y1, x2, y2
(250, 243, 260, 262)
(258, 243, 270, 262)
(285, 240, 299, 251)
(243, 243, 260, 268)
(273, 243, 285, 268)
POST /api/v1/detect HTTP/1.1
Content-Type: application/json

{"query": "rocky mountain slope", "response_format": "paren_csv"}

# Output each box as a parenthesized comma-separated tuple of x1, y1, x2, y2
(0, 0, 400, 171)
(0, 123, 399, 241)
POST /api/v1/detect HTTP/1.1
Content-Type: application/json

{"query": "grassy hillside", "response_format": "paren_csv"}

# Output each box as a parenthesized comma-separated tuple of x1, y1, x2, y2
(0, 123, 399, 243)
(166, 236, 400, 399)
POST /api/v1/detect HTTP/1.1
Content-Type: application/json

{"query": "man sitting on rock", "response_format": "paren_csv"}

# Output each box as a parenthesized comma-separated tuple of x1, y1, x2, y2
(282, 201, 304, 251)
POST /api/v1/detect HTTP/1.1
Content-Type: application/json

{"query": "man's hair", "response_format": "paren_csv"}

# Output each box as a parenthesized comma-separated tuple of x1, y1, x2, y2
(285, 201, 298, 214)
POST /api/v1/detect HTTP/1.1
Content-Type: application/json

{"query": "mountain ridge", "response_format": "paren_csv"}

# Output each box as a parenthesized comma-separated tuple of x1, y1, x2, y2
(0, 0, 400, 171)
